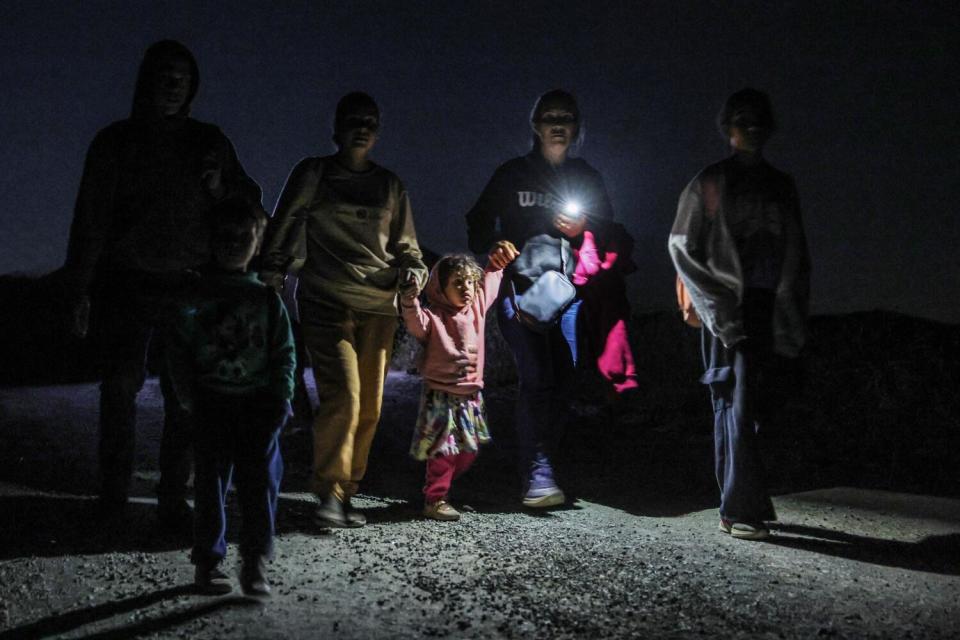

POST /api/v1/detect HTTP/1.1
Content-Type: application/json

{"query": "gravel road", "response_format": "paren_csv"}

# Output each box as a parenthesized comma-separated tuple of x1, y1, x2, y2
(1, 374, 958, 639)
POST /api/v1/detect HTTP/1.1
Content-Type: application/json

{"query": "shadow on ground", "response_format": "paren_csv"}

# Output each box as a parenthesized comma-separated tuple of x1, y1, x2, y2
(0, 584, 258, 640)
(767, 523, 960, 576)
(0, 495, 188, 560)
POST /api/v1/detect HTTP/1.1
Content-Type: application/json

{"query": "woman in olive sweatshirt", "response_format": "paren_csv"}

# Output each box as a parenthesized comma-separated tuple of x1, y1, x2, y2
(260, 92, 428, 528)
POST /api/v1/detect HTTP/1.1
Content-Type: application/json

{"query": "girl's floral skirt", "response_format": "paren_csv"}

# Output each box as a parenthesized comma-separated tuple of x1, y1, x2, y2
(410, 388, 490, 461)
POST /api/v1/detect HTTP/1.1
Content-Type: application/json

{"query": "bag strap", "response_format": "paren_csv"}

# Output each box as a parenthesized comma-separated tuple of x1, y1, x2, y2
(559, 236, 567, 274)
(279, 157, 325, 274)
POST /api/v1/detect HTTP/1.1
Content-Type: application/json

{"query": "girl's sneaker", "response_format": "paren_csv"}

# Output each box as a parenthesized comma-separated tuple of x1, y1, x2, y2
(424, 500, 460, 521)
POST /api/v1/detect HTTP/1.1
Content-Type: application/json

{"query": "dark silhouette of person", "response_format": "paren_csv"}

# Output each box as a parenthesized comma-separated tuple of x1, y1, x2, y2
(62, 40, 262, 527)
(669, 88, 810, 540)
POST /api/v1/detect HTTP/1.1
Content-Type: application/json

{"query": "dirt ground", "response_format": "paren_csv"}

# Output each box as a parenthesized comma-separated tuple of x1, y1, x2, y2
(1, 373, 959, 639)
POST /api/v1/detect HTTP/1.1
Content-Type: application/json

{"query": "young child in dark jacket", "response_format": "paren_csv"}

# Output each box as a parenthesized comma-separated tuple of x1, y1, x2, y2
(167, 197, 296, 596)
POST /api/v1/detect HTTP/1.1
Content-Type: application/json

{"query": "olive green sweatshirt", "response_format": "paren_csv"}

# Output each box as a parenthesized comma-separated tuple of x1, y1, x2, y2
(260, 156, 428, 315)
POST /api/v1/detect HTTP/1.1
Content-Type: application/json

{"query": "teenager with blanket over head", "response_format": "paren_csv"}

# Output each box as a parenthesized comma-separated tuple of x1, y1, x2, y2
(62, 40, 263, 528)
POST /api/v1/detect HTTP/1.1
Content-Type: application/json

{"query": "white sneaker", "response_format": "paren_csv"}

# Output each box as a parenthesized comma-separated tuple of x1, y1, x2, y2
(719, 518, 769, 540)
(522, 488, 565, 509)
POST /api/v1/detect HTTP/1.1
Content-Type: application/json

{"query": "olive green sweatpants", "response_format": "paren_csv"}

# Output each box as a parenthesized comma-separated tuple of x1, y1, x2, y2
(300, 299, 396, 500)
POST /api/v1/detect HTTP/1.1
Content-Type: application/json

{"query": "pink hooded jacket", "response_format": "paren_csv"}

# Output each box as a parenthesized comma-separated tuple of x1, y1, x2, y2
(401, 262, 503, 396)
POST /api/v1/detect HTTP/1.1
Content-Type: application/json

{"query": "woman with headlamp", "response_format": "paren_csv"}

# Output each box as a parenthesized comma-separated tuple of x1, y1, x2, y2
(466, 89, 617, 508)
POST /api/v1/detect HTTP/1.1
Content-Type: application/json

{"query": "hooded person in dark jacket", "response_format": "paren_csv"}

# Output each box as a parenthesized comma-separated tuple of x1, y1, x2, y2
(62, 40, 263, 525)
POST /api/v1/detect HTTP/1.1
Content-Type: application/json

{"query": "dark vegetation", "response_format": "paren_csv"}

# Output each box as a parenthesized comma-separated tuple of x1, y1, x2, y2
(3, 270, 959, 505)
(0, 271, 98, 385)
(614, 309, 960, 502)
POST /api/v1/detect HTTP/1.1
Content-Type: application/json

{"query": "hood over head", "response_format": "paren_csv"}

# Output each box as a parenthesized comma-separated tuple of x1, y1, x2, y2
(529, 88, 583, 150)
(131, 39, 200, 121)
(716, 87, 776, 138)
(423, 254, 483, 314)
(424, 263, 455, 312)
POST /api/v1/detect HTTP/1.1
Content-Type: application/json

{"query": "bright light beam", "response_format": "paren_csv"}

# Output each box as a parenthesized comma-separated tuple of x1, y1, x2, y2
(562, 200, 582, 218)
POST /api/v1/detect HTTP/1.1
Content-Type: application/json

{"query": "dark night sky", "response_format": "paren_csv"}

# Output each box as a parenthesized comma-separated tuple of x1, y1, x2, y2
(1, 1, 957, 321)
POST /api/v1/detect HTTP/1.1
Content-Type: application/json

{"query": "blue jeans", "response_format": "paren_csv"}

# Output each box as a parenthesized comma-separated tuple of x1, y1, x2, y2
(498, 292, 581, 491)
(192, 391, 286, 566)
(701, 289, 777, 524)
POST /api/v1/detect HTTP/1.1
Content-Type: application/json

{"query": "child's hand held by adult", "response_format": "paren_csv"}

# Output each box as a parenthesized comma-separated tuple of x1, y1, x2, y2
(400, 284, 421, 302)
(261, 272, 285, 294)
(399, 272, 420, 302)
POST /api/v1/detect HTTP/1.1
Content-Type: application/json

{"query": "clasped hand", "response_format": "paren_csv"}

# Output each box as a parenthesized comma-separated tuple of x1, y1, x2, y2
(552, 212, 587, 238)
(399, 272, 421, 302)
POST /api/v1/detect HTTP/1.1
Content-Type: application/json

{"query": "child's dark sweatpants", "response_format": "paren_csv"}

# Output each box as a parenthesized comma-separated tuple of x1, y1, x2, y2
(701, 288, 778, 525)
(191, 391, 285, 568)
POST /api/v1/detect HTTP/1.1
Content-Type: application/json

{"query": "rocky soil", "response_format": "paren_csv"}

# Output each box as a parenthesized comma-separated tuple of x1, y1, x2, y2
(2, 370, 959, 639)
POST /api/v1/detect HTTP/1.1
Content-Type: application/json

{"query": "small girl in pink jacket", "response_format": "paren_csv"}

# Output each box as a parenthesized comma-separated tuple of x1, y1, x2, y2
(400, 242, 518, 520)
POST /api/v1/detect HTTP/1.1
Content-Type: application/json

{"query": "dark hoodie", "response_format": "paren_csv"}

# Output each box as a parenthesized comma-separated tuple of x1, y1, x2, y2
(64, 40, 262, 292)
(465, 151, 614, 293)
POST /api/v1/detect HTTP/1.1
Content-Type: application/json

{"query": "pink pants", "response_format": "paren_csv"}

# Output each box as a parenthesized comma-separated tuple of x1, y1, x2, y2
(423, 452, 477, 503)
